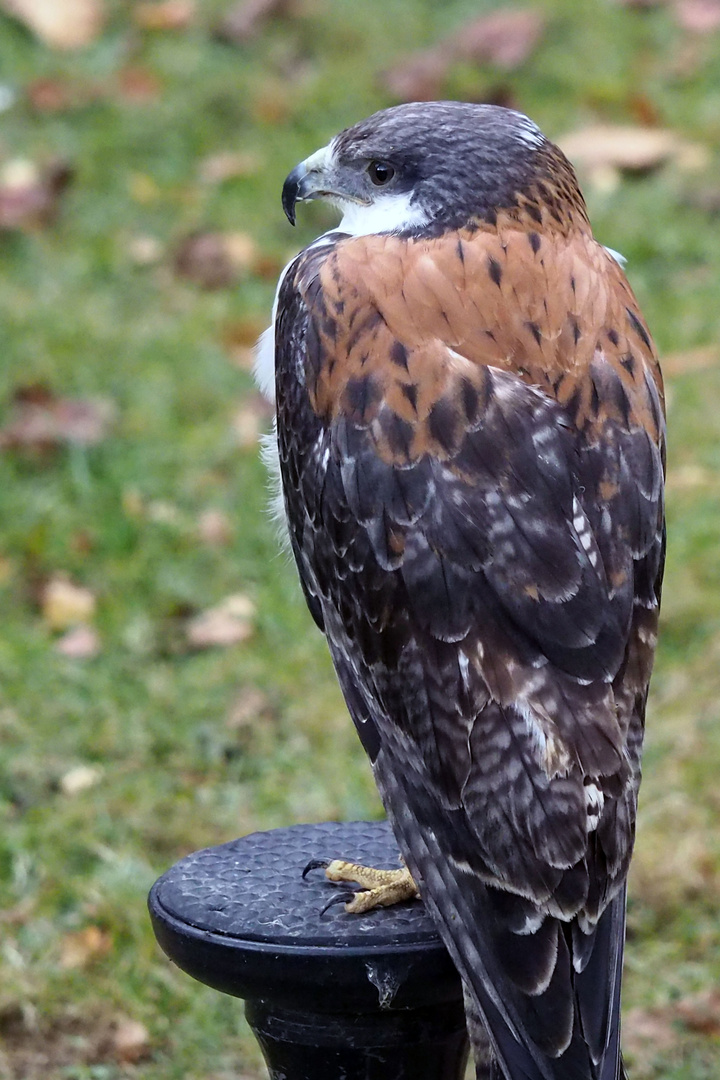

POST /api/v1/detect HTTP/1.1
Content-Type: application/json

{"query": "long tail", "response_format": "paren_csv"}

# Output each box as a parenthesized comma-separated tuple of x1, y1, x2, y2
(384, 778, 627, 1080)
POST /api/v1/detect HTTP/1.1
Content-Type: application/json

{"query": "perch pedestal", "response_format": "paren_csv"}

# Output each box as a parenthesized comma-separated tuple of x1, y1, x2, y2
(149, 819, 469, 1080)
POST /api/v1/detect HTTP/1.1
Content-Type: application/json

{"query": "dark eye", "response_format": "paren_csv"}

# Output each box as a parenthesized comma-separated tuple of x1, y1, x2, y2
(367, 160, 396, 186)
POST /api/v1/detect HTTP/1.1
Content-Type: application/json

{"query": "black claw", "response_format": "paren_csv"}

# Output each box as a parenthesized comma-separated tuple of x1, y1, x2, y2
(302, 858, 330, 880)
(320, 890, 359, 916)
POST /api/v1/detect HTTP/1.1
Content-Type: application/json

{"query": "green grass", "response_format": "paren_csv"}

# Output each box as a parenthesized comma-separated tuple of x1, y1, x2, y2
(0, 1, 719, 1076)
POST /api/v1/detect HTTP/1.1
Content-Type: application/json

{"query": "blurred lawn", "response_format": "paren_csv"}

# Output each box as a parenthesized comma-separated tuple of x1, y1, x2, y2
(0, 0, 719, 1077)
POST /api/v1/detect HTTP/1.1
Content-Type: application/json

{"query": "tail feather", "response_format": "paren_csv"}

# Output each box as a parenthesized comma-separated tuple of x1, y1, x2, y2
(383, 774, 627, 1080)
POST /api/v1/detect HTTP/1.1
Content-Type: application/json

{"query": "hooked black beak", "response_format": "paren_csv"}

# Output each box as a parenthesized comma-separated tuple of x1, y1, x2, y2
(282, 151, 338, 226)
(281, 163, 306, 226)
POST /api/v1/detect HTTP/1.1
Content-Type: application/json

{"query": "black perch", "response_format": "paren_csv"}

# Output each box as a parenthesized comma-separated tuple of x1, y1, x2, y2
(149, 820, 469, 1080)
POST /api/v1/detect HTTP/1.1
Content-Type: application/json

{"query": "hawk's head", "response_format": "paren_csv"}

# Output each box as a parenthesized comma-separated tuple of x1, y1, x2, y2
(282, 101, 585, 238)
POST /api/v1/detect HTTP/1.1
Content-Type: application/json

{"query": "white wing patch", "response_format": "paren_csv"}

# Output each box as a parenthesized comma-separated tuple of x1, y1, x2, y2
(604, 246, 627, 267)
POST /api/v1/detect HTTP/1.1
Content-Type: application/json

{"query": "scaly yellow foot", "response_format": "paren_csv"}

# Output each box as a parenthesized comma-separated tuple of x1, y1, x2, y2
(304, 858, 420, 914)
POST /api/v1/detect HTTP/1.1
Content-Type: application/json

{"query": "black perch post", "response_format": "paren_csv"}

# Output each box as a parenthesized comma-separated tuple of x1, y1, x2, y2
(149, 820, 469, 1080)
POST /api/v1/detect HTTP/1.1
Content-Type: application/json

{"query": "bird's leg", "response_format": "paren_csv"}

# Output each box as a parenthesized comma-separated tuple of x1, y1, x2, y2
(303, 858, 420, 914)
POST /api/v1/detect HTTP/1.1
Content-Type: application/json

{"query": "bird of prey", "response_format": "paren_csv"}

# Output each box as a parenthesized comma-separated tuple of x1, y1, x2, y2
(255, 102, 665, 1080)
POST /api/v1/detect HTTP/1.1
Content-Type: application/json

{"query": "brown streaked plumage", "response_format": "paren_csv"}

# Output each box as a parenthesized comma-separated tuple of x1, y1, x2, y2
(261, 102, 665, 1080)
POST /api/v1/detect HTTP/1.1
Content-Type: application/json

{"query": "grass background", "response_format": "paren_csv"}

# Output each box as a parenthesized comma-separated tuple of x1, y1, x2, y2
(0, 0, 719, 1076)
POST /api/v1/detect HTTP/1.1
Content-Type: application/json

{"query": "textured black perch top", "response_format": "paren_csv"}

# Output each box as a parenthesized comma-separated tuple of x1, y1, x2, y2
(149, 819, 469, 1079)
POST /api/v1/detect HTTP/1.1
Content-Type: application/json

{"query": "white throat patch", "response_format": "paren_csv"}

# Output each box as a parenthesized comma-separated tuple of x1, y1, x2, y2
(335, 193, 429, 237)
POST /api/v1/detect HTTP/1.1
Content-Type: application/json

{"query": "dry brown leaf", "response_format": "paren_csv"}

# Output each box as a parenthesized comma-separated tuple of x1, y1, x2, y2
(174, 232, 261, 288)
(675, 0, 720, 31)
(382, 50, 450, 102)
(232, 394, 273, 447)
(215, 0, 293, 44)
(198, 509, 233, 547)
(558, 125, 708, 188)
(55, 625, 101, 660)
(134, 0, 195, 30)
(454, 9, 544, 69)
(0, 158, 73, 231)
(665, 463, 714, 490)
(109, 1018, 151, 1063)
(117, 66, 162, 104)
(250, 83, 291, 125)
(199, 150, 261, 184)
(382, 7, 543, 101)
(26, 76, 76, 112)
(222, 318, 266, 370)
(59, 763, 103, 794)
(662, 345, 719, 377)
(60, 926, 112, 969)
(224, 232, 259, 269)
(1, 0, 105, 49)
(174, 232, 238, 289)
(186, 594, 256, 649)
(676, 987, 720, 1034)
(226, 687, 272, 732)
(0, 386, 115, 450)
(42, 577, 96, 630)
(623, 1005, 677, 1066)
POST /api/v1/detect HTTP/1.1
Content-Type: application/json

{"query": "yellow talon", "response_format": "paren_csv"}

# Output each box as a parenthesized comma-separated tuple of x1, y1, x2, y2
(322, 860, 420, 913)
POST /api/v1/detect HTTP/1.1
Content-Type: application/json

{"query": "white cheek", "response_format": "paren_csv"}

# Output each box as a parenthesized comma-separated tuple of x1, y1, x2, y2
(336, 192, 429, 237)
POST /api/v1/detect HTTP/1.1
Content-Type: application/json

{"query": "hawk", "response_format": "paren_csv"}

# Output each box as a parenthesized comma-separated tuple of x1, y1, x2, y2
(255, 102, 665, 1080)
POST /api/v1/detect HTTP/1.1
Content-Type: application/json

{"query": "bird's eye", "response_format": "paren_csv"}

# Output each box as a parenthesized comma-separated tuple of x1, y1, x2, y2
(367, 161, 396, 186)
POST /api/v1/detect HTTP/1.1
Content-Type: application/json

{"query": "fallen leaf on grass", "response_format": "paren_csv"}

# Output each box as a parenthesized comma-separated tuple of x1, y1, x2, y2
(455, 9, 545, 68)
(665, 463, 714, 490)
(59, 763, 103, 795)
(558, 125, 708, 189)
(661, 345, 719, 377)
(60, 926, 112, 969)
(215, 0, 294, 44)
(675, 0, 720, 31)
(133, 0, 195, 30)
(0, 386, 115, 450)
(382, 7, 544, 101)
(108, 1017, 151, 1063)
(198, 508, 233, 547)
(42, 577, 96, 630)
(226, 686, 272, 732)
(174, 231, 258, 289)
(117, 66, 162, 104)
(1, 0, 104, 49)
(0, 158, 73, 231)
(222, 318, 266, 370)
(623, 1005, 677, 1066)
(26, 76, 78, 112)
(676, 988, 720, 1034)
(232, 394, 273, 447)
(186, 594, 255, 649)
(55, 625, 101, 659)
(199, 150, 262, 184)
